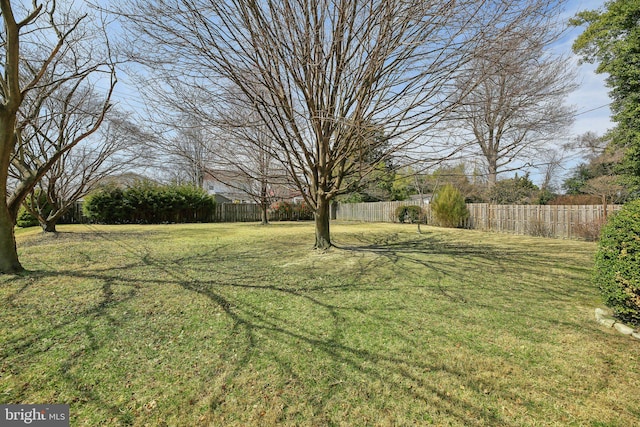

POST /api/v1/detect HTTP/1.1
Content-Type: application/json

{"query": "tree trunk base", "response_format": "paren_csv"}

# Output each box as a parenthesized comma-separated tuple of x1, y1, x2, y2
(314, 196, 332, 250)
(0, 208, 24, 274)
(0, 259, 24, 274)
(313, 239, 333, 250)
(41, 222, 57, 233)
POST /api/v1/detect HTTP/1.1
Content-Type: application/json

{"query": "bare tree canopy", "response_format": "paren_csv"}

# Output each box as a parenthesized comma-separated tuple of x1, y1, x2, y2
(454, 0, 577, 187)
(0, 0, 116, 273)
(116, 0, 562, 248)
(22, 111, 143, 233)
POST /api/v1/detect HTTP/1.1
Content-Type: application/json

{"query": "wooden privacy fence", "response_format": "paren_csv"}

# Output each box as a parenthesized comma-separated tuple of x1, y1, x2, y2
(335, 201, 622, 239)
(211, 203, 261, 222)
(63, 202, 263, 224)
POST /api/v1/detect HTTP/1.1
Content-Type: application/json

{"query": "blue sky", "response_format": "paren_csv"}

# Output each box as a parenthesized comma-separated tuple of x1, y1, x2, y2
(561, 0, 613, 138)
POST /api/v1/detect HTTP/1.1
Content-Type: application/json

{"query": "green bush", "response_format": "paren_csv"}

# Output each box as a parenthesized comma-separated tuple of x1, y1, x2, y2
(16, 206, 39, 228)
(17, 190, 55, 228)
(395, 205, 423, 223)
(83, 182, 216, 224)
(594, 200, 640, 326)
(83, 185, 130, 223)
(431, 185, 469, 228)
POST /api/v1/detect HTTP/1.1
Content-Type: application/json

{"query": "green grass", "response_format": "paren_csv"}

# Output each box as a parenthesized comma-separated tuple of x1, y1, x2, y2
(1, 222, 639, 426)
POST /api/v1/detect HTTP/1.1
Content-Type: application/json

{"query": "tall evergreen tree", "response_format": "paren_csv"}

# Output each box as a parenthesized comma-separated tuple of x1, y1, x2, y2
(572, 1, 640, 195)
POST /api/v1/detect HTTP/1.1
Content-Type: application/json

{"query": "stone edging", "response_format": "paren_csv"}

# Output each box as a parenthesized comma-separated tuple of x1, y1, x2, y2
(595, 308, 640, 341)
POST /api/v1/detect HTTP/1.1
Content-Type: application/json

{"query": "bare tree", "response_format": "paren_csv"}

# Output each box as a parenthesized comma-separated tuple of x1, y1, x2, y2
(22, 112, 142, 232)
(118, 0, 555, 249)
(568, 132, 627, 216)
(1, 1, 116, 273)
(131, 80, 288, 224)
(539, 148, 565, 192)
(563, 132, 628, 206)
(582, 175, 625, 219)
(162, 118, 218, 188)
(218, 110, 293, 225)
(454, 0, 577, 188)
(568, 131, 610, 163)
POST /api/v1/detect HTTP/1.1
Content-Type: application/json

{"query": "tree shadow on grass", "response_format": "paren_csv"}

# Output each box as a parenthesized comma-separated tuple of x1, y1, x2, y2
(104, 234, 527, 425)
(3, 227, 598, 425)
(0, 265, 143, 424)
(156, 269, 512, 425)
(333, 230, 593, 304)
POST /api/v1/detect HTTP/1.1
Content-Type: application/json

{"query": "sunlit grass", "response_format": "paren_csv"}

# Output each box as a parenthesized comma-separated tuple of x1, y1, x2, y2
(1, 222, 639, 426)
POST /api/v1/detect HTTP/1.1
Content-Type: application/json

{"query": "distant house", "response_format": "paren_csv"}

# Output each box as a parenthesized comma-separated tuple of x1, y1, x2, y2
(409, 194, 432, 204)
(203, 169, 303, 204)
(203, 170, 254, 203)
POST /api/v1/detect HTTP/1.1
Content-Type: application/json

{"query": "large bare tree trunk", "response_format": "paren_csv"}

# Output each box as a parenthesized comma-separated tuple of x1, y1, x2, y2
(0, 115, 23, 273)
(0, 208, 21, 273)
(40, 218, 57, 233)
(0, 1, 25, 273)
(0, 155, 23, 274)
(314, 195, 332, 250)
(487, 160, 498, 188)
(0, 205, 22, 273)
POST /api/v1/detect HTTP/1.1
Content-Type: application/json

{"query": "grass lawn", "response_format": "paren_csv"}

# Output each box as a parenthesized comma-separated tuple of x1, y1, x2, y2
(1, 222, 639, 426)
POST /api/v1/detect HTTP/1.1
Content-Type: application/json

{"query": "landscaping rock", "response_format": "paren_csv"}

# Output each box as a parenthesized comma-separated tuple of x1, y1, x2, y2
(614, 323, 634, 336)
(595, 308, 616, 327)
(595, 308, 612, 319)
(632, 332, 640, 341)
(597, 317, 616, 328)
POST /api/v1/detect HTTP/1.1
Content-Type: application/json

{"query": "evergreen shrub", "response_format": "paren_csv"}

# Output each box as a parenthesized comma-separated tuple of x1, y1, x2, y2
(16, 206, 39, 228)
(16, 190, 54, 228)
(594, 200, 640, 326)
(395, 205, 423, 223)
(83, 182, 215, 224)
(431, 185, 469, 228)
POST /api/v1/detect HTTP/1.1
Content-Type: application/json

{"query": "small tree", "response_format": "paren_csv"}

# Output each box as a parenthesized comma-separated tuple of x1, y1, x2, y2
(431, 185, 469, 228)
(21, 113, 141, 232)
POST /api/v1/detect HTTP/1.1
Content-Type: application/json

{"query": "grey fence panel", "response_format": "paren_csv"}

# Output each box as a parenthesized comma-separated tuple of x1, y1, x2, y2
(335, 202, 622, 239)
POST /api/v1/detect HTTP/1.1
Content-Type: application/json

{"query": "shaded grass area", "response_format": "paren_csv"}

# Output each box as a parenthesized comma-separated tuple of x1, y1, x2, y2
(1, 222, 639, 426)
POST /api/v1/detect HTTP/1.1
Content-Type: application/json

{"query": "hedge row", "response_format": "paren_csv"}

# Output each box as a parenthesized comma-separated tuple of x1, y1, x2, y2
(83, 182, 216, 224)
